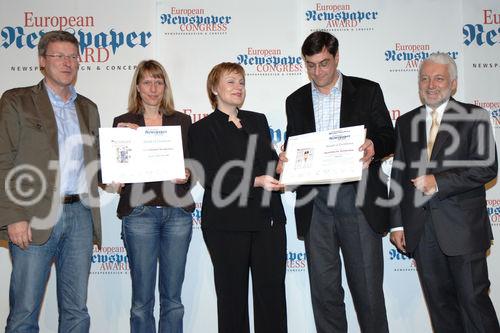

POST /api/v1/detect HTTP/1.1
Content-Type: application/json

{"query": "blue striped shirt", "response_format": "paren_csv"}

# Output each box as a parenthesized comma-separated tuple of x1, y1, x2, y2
(46, 83, 87, 195)
(312, 72, 342, 132)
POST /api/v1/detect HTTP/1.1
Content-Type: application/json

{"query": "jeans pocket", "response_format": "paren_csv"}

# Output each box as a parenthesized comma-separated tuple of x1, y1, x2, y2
(179, 207, 194, 216)
(126, 206, 147, 218)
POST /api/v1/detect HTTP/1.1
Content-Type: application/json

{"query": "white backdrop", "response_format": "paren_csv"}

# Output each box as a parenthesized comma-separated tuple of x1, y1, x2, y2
(1, 1, 499, 332)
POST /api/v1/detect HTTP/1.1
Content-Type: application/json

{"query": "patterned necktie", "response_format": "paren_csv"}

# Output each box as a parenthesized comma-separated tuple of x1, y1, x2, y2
(427, 110, 439, 159)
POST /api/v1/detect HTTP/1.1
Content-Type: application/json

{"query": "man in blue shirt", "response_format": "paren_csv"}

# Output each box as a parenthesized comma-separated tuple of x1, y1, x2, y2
(279, 31, 394, 333)
(0, 30, 102, 333)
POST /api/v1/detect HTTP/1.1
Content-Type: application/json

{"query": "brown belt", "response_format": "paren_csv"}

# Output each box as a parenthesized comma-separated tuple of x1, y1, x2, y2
(62, 194, 80, 204)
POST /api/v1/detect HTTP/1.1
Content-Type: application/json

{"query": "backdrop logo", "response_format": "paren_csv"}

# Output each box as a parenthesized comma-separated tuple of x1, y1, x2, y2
(463, 9, 499, 47)
(487, 199, 500, 226)
(384, 43, 459, 72)
(183, 108, 209, 123)
(91, 245, 129, 275)
(391, 109, 401, 122)
(388, 248, 416, 272)
(287, 251, 307, 272)
(305, 3, 379, 32)
(464, 9, 499, 70)
(473, 101, 500, 128)
(1, 12, 152, 63)
(236, 48, 302, 77)
(269, 126, 286, 148)
(160, 7, 232, 35)
(192, 202, 202, 229)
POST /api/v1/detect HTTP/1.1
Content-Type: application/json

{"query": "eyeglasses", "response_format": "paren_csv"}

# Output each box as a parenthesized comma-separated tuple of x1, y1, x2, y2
(44, 54, 79, 61)
(306, 59, 331, 71)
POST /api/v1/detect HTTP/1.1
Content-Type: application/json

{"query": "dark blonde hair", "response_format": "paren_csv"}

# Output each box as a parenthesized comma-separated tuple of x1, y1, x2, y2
(128, 60, 175, 115)
(38, 30, 79, 57)
(206, 62, 245, 109)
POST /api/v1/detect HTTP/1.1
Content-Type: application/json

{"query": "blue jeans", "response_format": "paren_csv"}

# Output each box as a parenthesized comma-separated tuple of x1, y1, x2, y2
(122, 206, 193, 333)
(6, 201, 94, 333)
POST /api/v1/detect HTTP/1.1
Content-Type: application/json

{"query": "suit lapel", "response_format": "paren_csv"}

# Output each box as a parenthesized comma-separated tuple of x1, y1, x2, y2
(415, 107, 428, 159)
(32, 81, 59, 157)
(340, 75, 356, 127)
(300, 84, 316, 132)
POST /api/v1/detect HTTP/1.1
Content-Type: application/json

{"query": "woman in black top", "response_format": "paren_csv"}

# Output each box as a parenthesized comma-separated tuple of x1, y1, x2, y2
(110, 60, 194, 333)
(188, 62, 287, 333)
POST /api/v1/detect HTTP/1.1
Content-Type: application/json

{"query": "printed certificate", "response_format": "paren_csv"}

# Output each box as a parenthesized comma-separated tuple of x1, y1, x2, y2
(99, 126, 185, 183)
(280, 125, 365, 185)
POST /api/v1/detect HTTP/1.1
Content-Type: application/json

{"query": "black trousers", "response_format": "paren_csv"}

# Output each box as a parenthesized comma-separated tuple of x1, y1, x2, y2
(414, 218, 500, 333)
(202, 223, 287, 333)
(305, 185, 388, 333)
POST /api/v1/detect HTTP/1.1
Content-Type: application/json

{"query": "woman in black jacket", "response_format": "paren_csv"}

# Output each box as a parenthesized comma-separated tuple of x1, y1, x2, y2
(110, 59, 194, 333)
(188, 62, 287, 333)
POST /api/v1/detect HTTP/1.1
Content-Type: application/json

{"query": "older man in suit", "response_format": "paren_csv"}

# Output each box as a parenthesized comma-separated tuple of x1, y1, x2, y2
(0, 30, 101, 332)
(390, 52, 499, 332)
(278, 31, 394, 333)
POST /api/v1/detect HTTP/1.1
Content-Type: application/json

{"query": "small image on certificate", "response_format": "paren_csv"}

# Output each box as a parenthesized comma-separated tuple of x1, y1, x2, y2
(280, 125, 365, 185)
(115, 144, 132, 164)
(295, 148, 314, 170)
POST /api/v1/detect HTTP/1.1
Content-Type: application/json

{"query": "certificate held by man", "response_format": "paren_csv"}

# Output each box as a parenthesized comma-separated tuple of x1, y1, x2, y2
(280, 125, 365, 185)
(99, 126, 185, 183)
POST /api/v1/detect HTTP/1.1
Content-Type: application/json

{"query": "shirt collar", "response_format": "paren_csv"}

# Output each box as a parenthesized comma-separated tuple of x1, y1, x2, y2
(311, 71, 342, 95)
(425, 99, 449, 118)
(45, 81, 77, 106)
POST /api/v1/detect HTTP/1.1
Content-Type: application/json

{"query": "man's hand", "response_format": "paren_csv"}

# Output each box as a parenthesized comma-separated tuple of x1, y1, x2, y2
(8, 221, 32, 250)
(276, 150, 288, 174)
(359, 139, 375, 169)
(411, 175, 437, 196)
(390, 230, 406, 253)
(173, 168, 191, 184)
(254, 175, 284, 191)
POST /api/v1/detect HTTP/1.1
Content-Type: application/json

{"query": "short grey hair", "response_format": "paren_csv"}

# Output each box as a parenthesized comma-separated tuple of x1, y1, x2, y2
(419, 52, 457, 80)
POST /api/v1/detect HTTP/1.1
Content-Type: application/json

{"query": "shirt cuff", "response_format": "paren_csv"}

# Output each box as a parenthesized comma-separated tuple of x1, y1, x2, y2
(390, 227, 404, 232)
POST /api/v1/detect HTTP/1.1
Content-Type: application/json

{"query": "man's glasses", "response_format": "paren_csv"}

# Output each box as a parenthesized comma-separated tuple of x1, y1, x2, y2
(44, 54, 79, 61)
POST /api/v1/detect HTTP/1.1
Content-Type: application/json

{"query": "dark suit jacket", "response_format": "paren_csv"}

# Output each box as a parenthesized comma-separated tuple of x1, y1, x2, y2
(0, 81, 102, 246)
(285, 75, 395, 238)
(188, 109, 286, 231)
(390, 99, 497, 256)
(112, 111, 195, 218)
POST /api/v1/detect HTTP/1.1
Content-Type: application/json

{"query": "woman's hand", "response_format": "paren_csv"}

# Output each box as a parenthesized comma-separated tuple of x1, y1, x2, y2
(103, 182, 124, 194)
(276, 151, 288, 174)
(254, 175, 284, 191)
(116, 122, 140, 130)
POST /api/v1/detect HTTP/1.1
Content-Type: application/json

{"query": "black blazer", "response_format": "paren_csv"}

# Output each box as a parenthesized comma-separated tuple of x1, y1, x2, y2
(112, 111, 195, 218)
(390, 99, 497, 256)
(285, 75, 395, 238)
(188, 109, 286, 231)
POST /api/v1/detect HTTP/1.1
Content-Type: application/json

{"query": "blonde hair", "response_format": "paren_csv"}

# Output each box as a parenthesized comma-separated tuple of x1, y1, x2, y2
(206, 62, 245, 109)
(128, 60, 175, 115)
